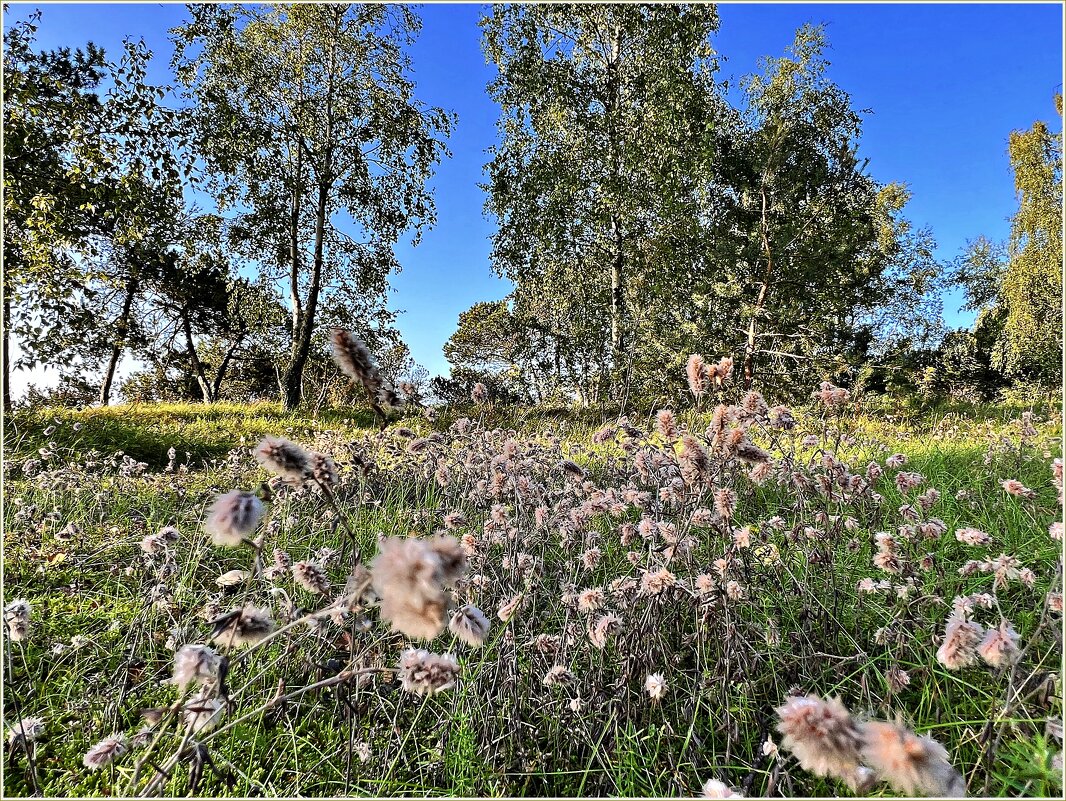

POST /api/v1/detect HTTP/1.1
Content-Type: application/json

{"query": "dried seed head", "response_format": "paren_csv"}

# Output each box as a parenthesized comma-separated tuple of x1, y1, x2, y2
(173, 644, 222, 690)
(645, 672, 667, 700)
(293, 561, 330, 594)
(7, 716, 45, 746)
(254, 436, 311, 483)
(702, 779, 744, 798)
(4, 599, 31, 642)
(211, 605, 275, 649)
(397, 648, 459, 696)
(82, 733, 128, 770)
(977, 620, 1020, 668)
(775, 694, 867, 789)
(204, 491, 264, 547)
(371, 537, 450, 641)
(935, 614, 985, 670)
(183, 694, 224, 734)
(860, 720, 966, 797)
(449, 605, 490, 647)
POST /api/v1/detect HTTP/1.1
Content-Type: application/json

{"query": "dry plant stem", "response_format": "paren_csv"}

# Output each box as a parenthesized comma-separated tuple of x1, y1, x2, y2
(978, 559, 1062, 794)
(229, 575, 373, 668)
(5, 643, 41, 796)
(198, 665, 386, 747)
(313, 476, 361, 565)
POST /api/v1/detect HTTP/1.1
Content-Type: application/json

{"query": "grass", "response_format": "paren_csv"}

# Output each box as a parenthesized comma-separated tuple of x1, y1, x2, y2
(2, 395, 1063, 798)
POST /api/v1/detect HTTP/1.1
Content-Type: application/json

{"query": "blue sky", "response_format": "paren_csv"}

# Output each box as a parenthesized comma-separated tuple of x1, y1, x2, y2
(3, 1, 1063, 388)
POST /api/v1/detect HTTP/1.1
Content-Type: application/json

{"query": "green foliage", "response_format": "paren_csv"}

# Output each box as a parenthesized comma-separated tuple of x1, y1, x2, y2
(172, 3, 454, 409)
(1000, 103, 1063, 384)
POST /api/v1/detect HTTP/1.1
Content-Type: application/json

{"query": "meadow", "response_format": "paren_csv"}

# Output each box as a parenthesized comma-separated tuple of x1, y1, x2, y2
(2, 379, 1063, 798)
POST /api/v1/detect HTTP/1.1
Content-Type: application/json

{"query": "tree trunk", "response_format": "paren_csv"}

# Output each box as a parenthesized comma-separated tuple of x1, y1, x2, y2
(99, 277, 138, 406)
(283, 181, 328, 410)
(180, 308, 214, 402)
(210, 332, 245, 401)
(742, 185, 775, 391)
(3, 292, 11, 413)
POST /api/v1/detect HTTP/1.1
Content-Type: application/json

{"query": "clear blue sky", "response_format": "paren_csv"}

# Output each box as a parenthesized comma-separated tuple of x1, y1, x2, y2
(4, 1, 1063, 385)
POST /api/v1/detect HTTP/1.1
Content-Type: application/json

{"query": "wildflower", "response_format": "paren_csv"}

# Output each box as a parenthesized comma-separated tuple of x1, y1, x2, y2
(211, 605, 275, 649)
(695, 574, 717, 596)
(860, 720, 965, 797)
(775, 694, 869, 790)
(204, 491, 264, 547)
(309, 451, 339, 485)
(543, 665, 576, 687)
(1000, 478, 1035, 498)
(885, 667, 911, 693)
(497, 593, 524, 622)
(686, 354, 709, 397)
(449, 605, 490, 647)
(1051, 522, 1063, 541)
(7, 716, 44, 747)
(763, 736, 780, 758)
(735, 440, 770, 465)
(656, 409, 677, 441)
(4, 599, 31, 641)
(640, 568, 676, 597)
(645, 672, 667, 700)
(714, 487, 737, 519)
(371, 537, 451, 641)
(588, 612, 621, 649)
(397, 648, 459, 696)
(725, 580, 745, 601)
(254, 436, 311, 482)
(935, 614, 984, 670)
(679, 435, 710, 485)
(977, 620, 1020, 668)
(581, 546, 603, 571)
(576, 588, 605, 613)
(331, 328, 400, 410)
(569, 697, 582, 712)
(443, 511, 467, 530)
(886, 453, 907, 469)
(955, 527, 990, 546)
(471, 382, 489, 404)
(701, 779, 743, 798)
(769, 405, 796, 430)
(292, 561, 330, 594)
(82, 733, 128, 770)
(141, 532, 166, 554)
(173, 645, 221, 691)
(183, 695, 224, 734)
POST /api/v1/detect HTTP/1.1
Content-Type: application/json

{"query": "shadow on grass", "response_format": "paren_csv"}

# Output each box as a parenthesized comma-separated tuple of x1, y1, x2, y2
(3, 401, 381, 469)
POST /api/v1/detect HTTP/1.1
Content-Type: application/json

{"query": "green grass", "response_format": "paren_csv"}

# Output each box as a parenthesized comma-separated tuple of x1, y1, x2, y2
(2, 398, 1062, 797)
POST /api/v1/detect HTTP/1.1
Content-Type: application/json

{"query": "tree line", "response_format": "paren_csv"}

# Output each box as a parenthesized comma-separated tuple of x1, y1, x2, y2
(3, 4, 1061, 413)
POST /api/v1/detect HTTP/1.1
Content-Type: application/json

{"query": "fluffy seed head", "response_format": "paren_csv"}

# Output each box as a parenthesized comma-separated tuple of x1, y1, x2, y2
(7, 716, 45, 746)
(860, 720, 966, 797)
(4, 599, 31, 641)
(82, 733, 128, 770)
(645, 672, 667, 700)
(397, 648, 459, 695)
(173, 644, 222, 690)
(936, 614, 985, 670)
(293, 561, 330, 594)
(254, 436, 311, 482)
(775, 694, 867, 789)
(449, 605, 490, 647)
(371, 537, 450, 641)
(977, 620, 1020, 668)
(204, 491, 264, 547)
(211, 605, 275, 649)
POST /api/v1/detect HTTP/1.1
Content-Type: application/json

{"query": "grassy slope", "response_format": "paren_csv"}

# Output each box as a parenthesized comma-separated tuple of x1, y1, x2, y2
(2, 399, 1063, 797)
